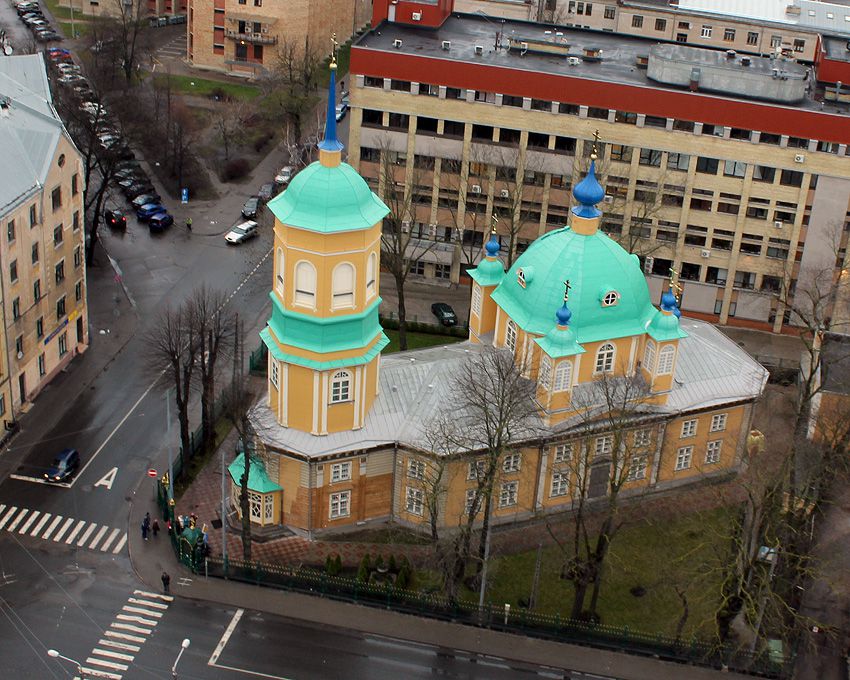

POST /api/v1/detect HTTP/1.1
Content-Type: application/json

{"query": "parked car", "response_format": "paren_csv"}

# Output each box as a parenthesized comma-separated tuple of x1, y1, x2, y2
(104, 209, 126, 230)
(136, 203, 167, 221)
(123, 181, 155, 198)
(335, 102, 348, 122)
(241, 196, 259, 219)
(44, 448, 80, 483)
(258, 183, 274, 201)
(274, 166, 293, 186)
(35, 29, 62, 42)
(148, 212, 174, 232)
(431, 302, 458, 326)
(224, 220, 258, 244)
(131, 193, 160, 209)
(57, 73, 86, 85)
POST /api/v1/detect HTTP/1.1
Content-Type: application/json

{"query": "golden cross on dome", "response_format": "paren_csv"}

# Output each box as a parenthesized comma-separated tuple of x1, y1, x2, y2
(591, 129, 601, 160)
(669, 267, 683, 299)
(563, 279, 572, 302)
(330, 33, 339, 67)
(491, 212, 499, 232)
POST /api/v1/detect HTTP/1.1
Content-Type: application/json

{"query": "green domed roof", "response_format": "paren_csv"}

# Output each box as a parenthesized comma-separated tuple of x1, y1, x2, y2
(490, 227, 668, 343)
(268, 161, 389, 233)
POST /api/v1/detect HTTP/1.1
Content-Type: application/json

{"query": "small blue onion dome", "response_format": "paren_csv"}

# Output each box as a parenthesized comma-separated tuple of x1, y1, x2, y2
(485, 232, 501, 257)
(572, 159, 605, 216)
(660, 289, 678, 312)
(556, 302, 572, 326)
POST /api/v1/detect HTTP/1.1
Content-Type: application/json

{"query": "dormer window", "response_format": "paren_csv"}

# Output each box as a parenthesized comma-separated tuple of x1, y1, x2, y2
(602, 291, 620, 307)
(516, 266, 534, 289)
(517, 269, 527, 288)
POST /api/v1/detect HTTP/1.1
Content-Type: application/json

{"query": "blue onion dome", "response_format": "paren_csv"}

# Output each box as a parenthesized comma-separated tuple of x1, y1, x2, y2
(572, 159, 605, 217)
(485, 232, 501, 257)
(555, 302, 572, 326)
(660, 289, 678, 313)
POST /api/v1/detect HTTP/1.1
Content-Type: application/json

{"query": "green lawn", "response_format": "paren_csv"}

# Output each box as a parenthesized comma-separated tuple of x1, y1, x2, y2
(43, 0, 78, 20)
(57, 19, 90, 38)
(452, 507, 731, 638)
(382, 329, 464, 354)
(152, 74, 261, 101)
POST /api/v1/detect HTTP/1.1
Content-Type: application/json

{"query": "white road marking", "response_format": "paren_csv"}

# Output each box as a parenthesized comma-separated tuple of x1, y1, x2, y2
(111, 533, 128, 554)
(8, 473, 69, 486)
(122, 605, 162, 619)
(89, 525, 109, 550)
(78, 666, 123, 679)
(94, 466, 117, 490)
(52, 517, 75, 542)
(0, 504, 4, 515)
(91, 647, 134, 662)
(133, 589, 173, 602)
(7, 508, 27, 532)
(17, 510, 40, 534)
(208, 662, 295, 680)
(127, 597, 168, 610)
(209, 608, 244, 665)
(86, 657, 128, 671)
(77, 523, 97, 546)
(30, 512, 50, 536)
(100, 527, 120, 552)
(115, 613, 157, 627)
(103, 630, 146, 644)
(98, 639, 140, 653)
(41, 515, 63, 539)
(65, 519, 87, 544)
(110, 622, 152, 635)
(0, 506, 19, 530)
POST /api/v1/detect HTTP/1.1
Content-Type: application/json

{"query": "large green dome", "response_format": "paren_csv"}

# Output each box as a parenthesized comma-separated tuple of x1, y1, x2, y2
(268, 161, 389, 233)
(490, 227, 659, 344)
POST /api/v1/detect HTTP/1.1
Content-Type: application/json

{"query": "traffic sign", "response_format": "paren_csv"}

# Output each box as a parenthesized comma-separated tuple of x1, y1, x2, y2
(147, 469, 157, 477)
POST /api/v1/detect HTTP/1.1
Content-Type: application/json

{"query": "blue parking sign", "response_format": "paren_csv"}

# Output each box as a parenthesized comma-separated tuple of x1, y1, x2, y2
(181, 188, 189, 204)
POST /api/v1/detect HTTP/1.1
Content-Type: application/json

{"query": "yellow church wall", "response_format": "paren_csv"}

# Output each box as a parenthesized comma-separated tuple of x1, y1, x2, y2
(574, 336, 634, 383)
(285, 365, 316, 433)
(362, 355, 379, 417)
(277, 222, 382, 254)
(472, 284, 500, 341)
(326, 395, 357, 433)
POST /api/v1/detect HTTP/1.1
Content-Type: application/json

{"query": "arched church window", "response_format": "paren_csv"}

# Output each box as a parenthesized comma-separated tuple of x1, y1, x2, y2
(602, 291, 620, 307)
(471, 284, 482, 316)
(553, 361, 573, 391)
(366, 252, 377, 299)
(505, 319, 517, 353)
(539, 354, 552, 389)
(643, 340, 656, 373)
(276, 248, 285, 296)
(294, 261, 317, 308)
(332, 262, 356, 310)
(657, 345, 676, 375)
(330, 370, 352, 403)
(595, 342, 615, 373)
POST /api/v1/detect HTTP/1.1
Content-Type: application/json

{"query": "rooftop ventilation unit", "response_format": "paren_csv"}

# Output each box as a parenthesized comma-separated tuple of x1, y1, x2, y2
(726, 49, 736, 59)
(442, 40, 451, 50)
(474, 45, 484, 55)
(741, 56, 751, 66)
(568, 56, 581, 66)
(393, 39, 403, 49)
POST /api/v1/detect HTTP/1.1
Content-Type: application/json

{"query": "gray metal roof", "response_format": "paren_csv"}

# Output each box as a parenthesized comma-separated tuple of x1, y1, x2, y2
(0, 54, 66, 215)
(253, 317, 767, 459)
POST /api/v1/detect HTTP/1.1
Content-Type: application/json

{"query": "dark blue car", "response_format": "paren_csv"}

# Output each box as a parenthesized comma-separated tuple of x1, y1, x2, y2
(148, 212, 174, 232)
(44, 448, 80, 483)
(136, 203, 166, 221)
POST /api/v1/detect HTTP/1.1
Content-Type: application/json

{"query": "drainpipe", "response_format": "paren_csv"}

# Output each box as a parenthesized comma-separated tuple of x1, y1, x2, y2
(390, 443, 398, 521)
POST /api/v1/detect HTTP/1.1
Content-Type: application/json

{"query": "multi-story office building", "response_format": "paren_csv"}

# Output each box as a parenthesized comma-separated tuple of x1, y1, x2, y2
(186, 0, 373, 77)
(346, 0, 850, 334)
(0, 55, 89, 420)
(58, 0, 187, 20)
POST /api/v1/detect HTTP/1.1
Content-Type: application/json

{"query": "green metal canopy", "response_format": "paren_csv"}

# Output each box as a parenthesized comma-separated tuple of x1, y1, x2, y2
(227, 452, 282, 494)
(268, 161, 389, 233)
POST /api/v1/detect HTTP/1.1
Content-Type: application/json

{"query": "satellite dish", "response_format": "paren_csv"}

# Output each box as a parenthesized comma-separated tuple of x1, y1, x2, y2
(3, 45, 12, 56)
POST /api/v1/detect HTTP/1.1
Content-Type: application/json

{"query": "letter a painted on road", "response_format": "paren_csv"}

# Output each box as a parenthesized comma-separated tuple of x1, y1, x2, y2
(95, 467, 118, 490)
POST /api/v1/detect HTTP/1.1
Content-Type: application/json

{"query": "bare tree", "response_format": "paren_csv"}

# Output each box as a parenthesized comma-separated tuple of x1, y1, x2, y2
(108, 0, 149, 84)
(260, 38, 321, 145)
(211, 101, 250, 162)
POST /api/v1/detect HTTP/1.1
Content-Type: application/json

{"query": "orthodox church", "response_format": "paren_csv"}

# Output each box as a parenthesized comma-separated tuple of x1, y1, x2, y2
(238, 67, 767, 536)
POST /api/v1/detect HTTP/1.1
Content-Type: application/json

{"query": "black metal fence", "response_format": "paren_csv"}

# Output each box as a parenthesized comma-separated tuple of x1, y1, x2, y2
(185, 555, 784, 678)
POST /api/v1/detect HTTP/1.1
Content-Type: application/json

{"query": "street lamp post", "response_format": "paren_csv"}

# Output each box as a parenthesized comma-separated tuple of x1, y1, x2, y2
(47, 649, 83, 677)
(172, 638, 190, 678)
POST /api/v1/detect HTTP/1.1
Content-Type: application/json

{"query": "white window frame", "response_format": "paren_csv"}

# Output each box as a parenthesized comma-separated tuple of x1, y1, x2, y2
(294, 260, 317, 308)
(657, 345, 675, 375)
(595, 435, 613, 456)
(330, 370, 352, 403)
(331, 262, 356, 310)
(329, 490, 351, 519)
(263, 493, 273, 521)
(471, 284, 482, 316)
(276, 247, 285, 295)
(405, 487, 424, 515)
(499, 481, 518, 508)
(248, 490, 262, 521)
(602, 291, 620, 307)
(710, 413, 727, 432)
(505, 319, 517, 353)
(643, 340, 656, 373)
(701, 24, 712, 38)
(539, 355, 552, 390)
(553, 360, 572, 392)
(467, 459, 486, 480)
(627, 455, 648, 481)
(270, 359, 280, 389)
(330, 461, 352, 483)
(366, 252, 377, 299)
(503, 452, 521, 473)
(550, 471, 569, 497)
(595, 342, 615, 373)
(681, 419, 697, 438)
(465, 488, 480, 515)
(634, 429, 651, 447)
(705, 440, 722, 464)
(675, 446, 693, 471)
(407, 459, 426, 479)
(553, 443, 572, 463)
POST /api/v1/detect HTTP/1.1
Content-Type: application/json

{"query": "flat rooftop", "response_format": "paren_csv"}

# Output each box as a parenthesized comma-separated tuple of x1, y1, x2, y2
(355, 13, 848, 113)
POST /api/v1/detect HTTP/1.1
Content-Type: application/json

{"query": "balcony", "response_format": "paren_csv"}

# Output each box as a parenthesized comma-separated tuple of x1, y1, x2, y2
(225, 29, 277, 45)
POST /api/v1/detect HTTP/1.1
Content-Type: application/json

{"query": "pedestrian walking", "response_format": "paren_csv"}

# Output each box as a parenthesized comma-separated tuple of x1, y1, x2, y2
(161, 571, 171, 594)
(186, 217, 192, 231)
(142, 512, 151, 541)
(152, 518, 160, 538)
(141, 520, 148, 541)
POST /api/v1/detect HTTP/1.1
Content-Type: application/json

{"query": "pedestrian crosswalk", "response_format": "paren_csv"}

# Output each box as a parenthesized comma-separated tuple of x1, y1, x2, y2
(72, 590, 173, 680)
(0, 504, 127, 554)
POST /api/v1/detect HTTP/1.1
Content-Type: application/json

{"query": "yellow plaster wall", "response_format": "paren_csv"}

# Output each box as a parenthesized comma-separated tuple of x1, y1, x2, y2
(285, 365, 316, 432)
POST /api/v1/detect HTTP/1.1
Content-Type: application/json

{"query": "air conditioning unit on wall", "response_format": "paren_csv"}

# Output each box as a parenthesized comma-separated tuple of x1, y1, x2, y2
(411, 11, 422, 20)
(794, 154, 805, 163)
(499, 189, 510, 199)
(774, 220, 783, 229)
(700, 249, 711, 258)
(471, 184, 482, 194)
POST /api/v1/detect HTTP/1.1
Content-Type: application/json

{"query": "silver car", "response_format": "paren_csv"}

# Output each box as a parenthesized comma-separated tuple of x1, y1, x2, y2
(224, 220, 258, 245)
